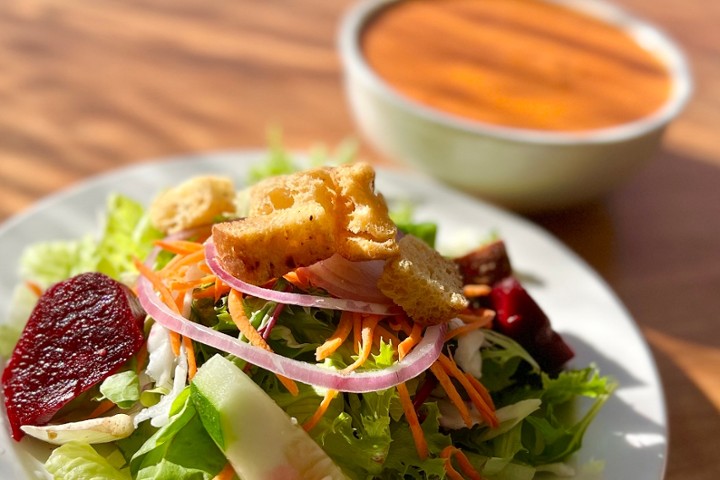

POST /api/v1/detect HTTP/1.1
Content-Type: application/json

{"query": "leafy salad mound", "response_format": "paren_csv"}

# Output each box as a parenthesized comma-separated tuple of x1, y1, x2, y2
(0, 148, 615, 480)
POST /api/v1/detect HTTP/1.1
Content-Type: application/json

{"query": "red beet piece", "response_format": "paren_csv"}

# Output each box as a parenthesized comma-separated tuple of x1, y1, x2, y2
(454, 240, 513, 287)
(490, 276, 574, 373)
(2, 272, 145, 440)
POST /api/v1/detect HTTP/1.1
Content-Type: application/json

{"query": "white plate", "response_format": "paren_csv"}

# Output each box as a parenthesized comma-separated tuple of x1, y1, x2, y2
(0, 151, 667, 479)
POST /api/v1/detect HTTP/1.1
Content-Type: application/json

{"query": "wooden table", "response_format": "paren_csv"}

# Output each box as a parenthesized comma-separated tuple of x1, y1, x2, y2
(0, 1, 718, 478)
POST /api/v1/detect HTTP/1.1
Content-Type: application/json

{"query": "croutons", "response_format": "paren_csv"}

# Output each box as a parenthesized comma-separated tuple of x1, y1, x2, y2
(330, 163, 398, 261)
(378, 235, 468, 325)
(150, 176, 235, 234)
(212, 205, 336, 285)
(212, 163, 398, 285)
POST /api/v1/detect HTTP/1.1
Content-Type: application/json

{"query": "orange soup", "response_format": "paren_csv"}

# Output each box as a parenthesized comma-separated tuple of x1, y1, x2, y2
(361, 0, 672, 131)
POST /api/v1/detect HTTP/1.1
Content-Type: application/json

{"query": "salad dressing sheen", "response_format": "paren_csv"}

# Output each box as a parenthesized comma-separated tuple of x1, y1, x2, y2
(361, 0, 672, 131)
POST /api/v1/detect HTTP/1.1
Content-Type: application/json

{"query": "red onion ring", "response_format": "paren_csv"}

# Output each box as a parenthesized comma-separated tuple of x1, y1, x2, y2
(204, 240, 402, 316)
(136, 276, 446, 393)
(298, 255, 391, 304)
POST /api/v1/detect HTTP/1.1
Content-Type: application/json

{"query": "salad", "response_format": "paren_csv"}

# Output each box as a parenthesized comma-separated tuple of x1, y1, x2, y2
(0, 151, 615, 480)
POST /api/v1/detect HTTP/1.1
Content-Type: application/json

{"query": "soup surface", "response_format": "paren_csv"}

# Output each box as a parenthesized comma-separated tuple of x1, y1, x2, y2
(361, 0, 671, 131)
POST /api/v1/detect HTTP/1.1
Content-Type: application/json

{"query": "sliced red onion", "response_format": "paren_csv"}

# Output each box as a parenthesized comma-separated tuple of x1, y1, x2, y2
(298, 255, 391, 304)
(259, 302, 285, 341)
(137, 276, 446, 393)
(204, 240, 401, 316)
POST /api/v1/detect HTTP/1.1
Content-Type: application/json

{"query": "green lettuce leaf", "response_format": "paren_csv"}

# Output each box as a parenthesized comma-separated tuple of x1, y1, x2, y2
(247, 130, 357, 185)
(444, 329, 614, 475)
(0, 283, 38, 357)
(518, 367, 616, 464)
(247, 130, 301, 184)
(381, 403, 452, 479)
(19, 193, 162, 287)
(480, 329, 540, 394)
(45, 442, 131, 480)
(129, 388, 226, 479)
(94, 194, 163, 280)
(98, 370, 141, 409)
(313, 389, 395, 478)
(390, 203, 437, 248)
(20, 235, 97, 288)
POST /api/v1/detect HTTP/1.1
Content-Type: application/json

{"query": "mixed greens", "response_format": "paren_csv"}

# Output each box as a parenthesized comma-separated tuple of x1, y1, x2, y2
(1, 151, 615, 480)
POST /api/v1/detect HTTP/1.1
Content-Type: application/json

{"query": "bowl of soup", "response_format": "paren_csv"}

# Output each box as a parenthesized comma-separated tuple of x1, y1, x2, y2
(339, 0, 692, 211)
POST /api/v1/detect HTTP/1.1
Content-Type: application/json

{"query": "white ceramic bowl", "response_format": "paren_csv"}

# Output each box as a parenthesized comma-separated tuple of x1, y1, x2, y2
(339, 0, 692, 212)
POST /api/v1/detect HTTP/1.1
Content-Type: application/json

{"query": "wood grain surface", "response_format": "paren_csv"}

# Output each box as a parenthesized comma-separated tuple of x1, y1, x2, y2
(0, 0, 719, 479)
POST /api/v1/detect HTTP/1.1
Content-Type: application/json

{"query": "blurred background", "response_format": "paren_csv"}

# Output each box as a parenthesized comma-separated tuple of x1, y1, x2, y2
(0, 0, 718, 478)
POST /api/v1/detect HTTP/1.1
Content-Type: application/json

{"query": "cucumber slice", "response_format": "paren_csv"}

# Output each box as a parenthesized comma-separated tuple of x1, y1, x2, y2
(191, 355, 347, 480)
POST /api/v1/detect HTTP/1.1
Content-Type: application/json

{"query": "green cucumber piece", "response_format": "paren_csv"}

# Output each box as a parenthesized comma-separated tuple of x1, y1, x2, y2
(191, 355, 347, 480)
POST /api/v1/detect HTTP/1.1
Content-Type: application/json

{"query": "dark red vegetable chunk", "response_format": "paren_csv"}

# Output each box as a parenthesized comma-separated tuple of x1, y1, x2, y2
(454, 240, 513, 287)
(1, 272, 145, 440)
(490, 276, 574, 373)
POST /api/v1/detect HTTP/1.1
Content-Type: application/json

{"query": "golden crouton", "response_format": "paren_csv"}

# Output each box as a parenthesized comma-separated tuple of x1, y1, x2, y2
(213, 203, 336, 285)
(330, 163, 398, 261)
(150, 176, 235, 234)
(247, 168, 337, 217)
(378, 235, 468, 325)
(212, 163, 398, 285)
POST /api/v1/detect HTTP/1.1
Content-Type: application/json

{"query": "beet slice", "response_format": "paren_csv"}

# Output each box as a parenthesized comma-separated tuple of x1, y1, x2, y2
(2, 272, 145, 440)
(490, 276, 574, 374)
(454, 240, 513, 287)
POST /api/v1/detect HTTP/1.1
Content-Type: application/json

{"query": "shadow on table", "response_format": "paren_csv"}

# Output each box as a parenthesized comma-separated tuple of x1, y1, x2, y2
(528, 147, 720, 349)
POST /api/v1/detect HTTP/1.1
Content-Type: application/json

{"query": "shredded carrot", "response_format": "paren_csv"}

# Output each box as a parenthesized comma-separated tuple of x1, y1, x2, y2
(465, 373, 496, 411)
(227, 290, 299, 396)
(430, 361, 472, 428)
(352, 311, 363, 354)
(342, 314, 382, 373)
(190, 286, 215, 299)
(212, 462, 237, 480)
(154, 239, 204, 255)
(315, 311, 354, 361)
(183, 335, 197, 380)
(228, 290, 272, 347)
(197, 262, 213, 275)
(168, 331, 181, 356)
(462, 284, 492, 298)
(303, 389, 338, 432)
(441, 446, 484, 480)
(277, 374, 300, 397)
(444, 322, 487, 342)
(443, 460, 465, 480)
(283, 269, 311, 290)
(398, 322, 423, 360)
(457, 309, 495, 324)
(87, 399, 116, 419)
(375, 325, 400, 347)
(159, 248, 206, 276)
(134, 258, 180, 313)
(438, 354, 498, 428)
(134, 257, 183, 356)
(397, 382, 428, 459)
(444, 313, 494, 342)
(172, 289, 189, 313)
(169, 274, 217, 291)
(168, 333, 181, 356)
(283, 270, 300, 284)
(190, 279, 230, 301)
(214, 278, 230, 302)
(25, 280, 43, 297)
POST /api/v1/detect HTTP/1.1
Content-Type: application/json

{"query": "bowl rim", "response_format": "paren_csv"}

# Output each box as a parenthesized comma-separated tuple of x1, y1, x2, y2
(338, 0, 693, 145)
